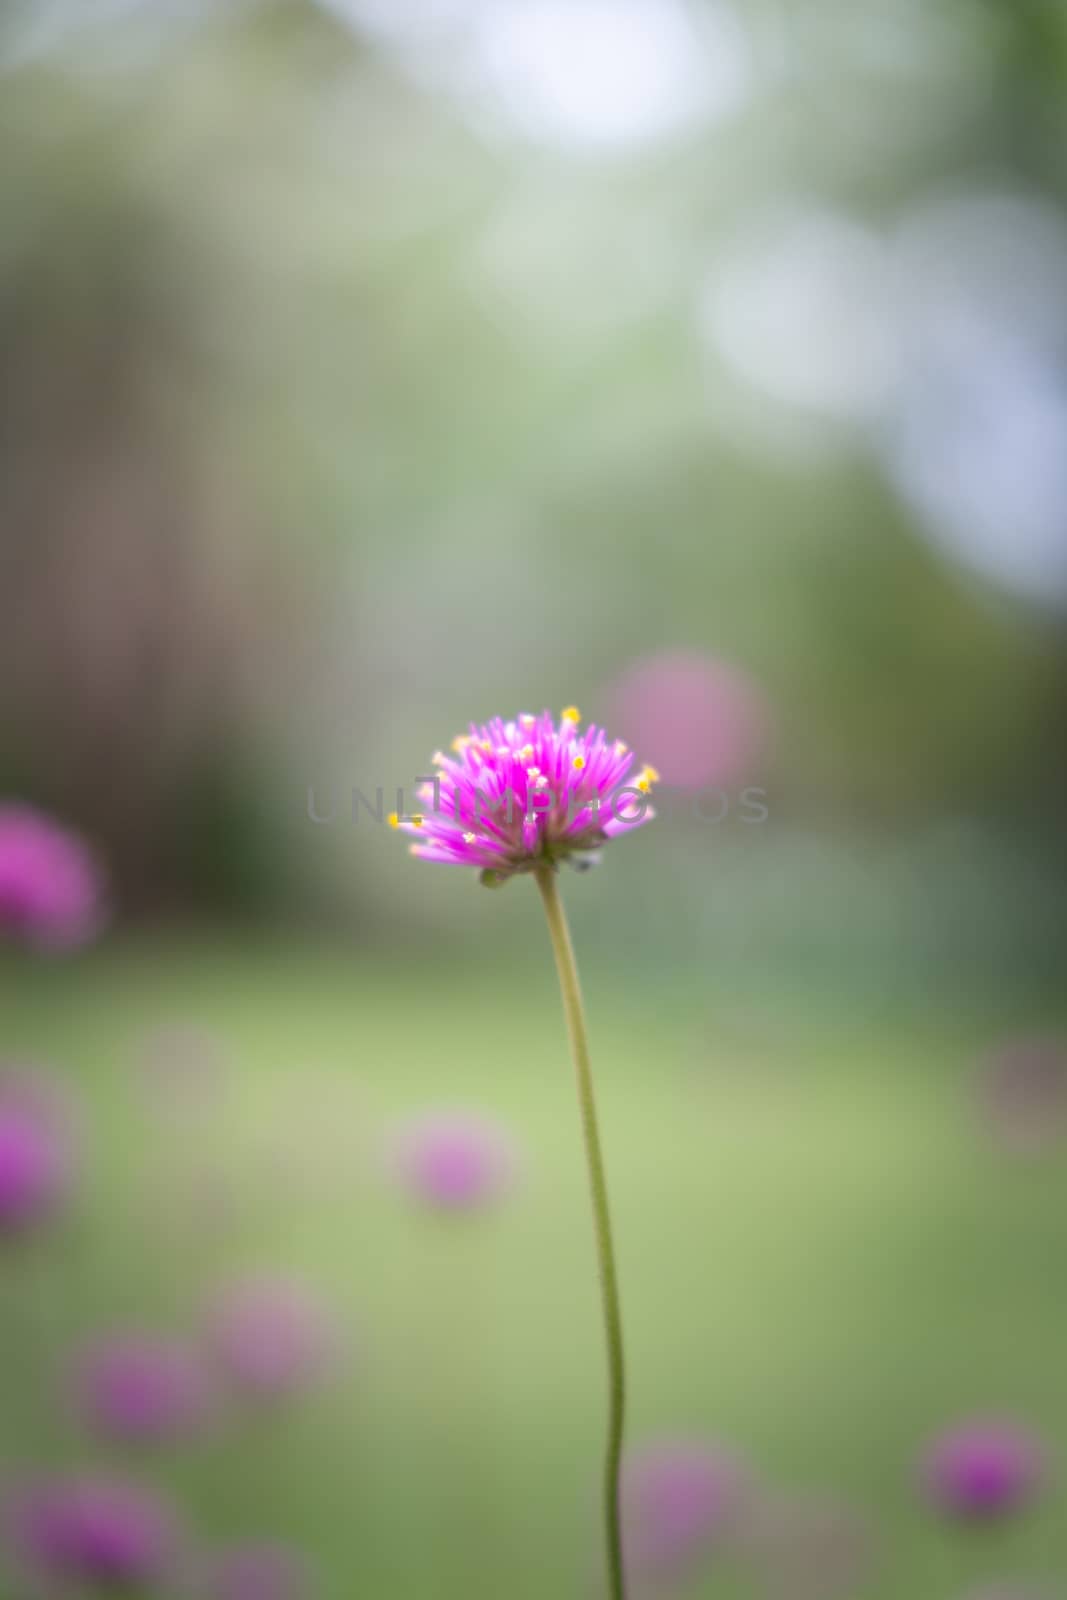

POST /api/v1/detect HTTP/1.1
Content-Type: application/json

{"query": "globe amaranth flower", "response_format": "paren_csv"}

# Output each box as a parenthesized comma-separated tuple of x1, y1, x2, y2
(389, 708, 657, 883)
(744, 1493, 873, 1600)
(0, 1071, 73, 1236)
(621, 1438, 750, 1580)
(922, 1421, 1046, 1522)
(0, 804, 106, 949)
(210, 1278, 334, 1401)
(610, 651, 768, 790)
(393, 1110, 517, 1212)
(202, 1541, 312, 1600)
(11, 1475, 177, 1589)
(74, 1333, 208, 1445)
(979, 1036, 1067, 1152)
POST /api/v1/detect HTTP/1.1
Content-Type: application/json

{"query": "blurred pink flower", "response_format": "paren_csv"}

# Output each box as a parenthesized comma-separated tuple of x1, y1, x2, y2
(922, 1421, 1047, 1522)
(393, 1111, 517, 1212)
(10, 1474, 177, 1590)
(74, 1333, 208, 1445)
(609, 651, 768, 790)
(391, 708, 656, 880)
(743, 1492, 874, 1600)
(203, 1541, 312, 1600)
(0, 804, 106, 949)
(978, 1037, 1067, 1151)
(621, 1437, 750, 1581)
(0, 1070, 73, 1236)
(210, 1278, 334, 1402)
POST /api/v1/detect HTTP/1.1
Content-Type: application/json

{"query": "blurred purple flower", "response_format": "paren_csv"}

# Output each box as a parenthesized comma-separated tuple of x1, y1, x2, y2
(979, 1037, 1067, 1152)
(203, 1541, 311, 1600)
(621, 1437, 750, 1581)
(210, 1278, 333, 1401)
(74, 1334, 208, 1445)
(0, 1071, 72, 1236)
(609, 651, 768, 791)
(743, 1492, 874, 1600)
(11, 1474, 176, 1589)
(393, 1111, 517, 1212)
(0, 804, 106, 950)
(923, 1421, 1046, 1522)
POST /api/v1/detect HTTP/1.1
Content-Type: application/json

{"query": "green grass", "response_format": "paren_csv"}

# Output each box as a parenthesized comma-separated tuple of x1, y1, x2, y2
(1, 933, 1065, 1598)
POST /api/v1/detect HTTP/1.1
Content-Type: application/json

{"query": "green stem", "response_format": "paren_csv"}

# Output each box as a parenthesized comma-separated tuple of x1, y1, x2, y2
(535, 865, 627, 1600)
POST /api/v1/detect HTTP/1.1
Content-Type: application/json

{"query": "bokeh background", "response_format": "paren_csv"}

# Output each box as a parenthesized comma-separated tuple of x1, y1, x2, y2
(2, 1, 1067, 1595)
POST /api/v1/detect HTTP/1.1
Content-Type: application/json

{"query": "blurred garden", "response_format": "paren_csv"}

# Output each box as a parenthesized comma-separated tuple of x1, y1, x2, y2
(2, 2, 1067, 1596)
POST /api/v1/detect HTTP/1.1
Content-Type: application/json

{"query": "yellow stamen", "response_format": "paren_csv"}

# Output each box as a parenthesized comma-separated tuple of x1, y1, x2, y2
(481, 739, 492, 752)
(572, 755, 586, 771)
(462, 831, 476, 844)
(518, 743, 535, 761)
(387, 813, 400, 829)
(614, 740, 628, 755)
(519, 713, 536, 728)
(431, 750, 446, 765)
(451, 735, 472, 752)
(561, 705, 580, 724)
(636, 764, 660, 794)
(411, 814, 424, 828)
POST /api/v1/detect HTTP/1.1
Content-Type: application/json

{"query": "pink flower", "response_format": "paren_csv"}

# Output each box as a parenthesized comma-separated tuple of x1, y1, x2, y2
(202, 1541, 312, 1600)
(922, 1421, 1047, 1522)
(390, 708, 656, 882)
(0, 804, 106, 949)
(621, 1438, 750, 1580)
(979, 1037, 1067, 1151)
(610, 651, 767, 790)
(10, 1474, 177, 1589)
(744, 1493, 874, 1600)
(210, 1279, 334, 1402)
(0, 1071, 73, 1235)
(393, 1111, 517, 1212)
(74, 1333, 208, 1445)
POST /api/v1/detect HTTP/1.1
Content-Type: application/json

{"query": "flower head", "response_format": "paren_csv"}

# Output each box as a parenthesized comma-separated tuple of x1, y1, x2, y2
(922, 1421, 1046, 1522)
(0, 804, 106, 949)
(74, 1333, 208, 1445)
(11, 1474, 177, 1589)
(744, 1493, 874, 1600)
(979, 1036, 1067, 1152)
(0, 1071, 73, 1236)
(393, 1110, 517, 1212)
(210, 1278, 334, 1401)
(391, 709, 655, 882)
(203, 1541, 311, 1600)
(610, 651, 767, 790)
(621, 1438, 750, 1579)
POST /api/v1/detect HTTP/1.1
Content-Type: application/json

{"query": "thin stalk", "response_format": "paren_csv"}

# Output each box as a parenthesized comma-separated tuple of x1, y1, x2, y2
(534, 865, 627, 1600)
